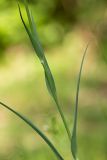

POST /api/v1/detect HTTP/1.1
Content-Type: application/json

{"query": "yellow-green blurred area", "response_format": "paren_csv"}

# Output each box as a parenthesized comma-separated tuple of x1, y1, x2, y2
(0, 0, 107, 160)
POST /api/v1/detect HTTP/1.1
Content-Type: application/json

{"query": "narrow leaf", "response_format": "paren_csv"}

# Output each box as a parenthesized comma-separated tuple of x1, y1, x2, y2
(71, 42, 90, 160)
(0, 101, 63, 160)
(45, 70, 56, 99)
(18, 0, 70, 141)
(18, 3, 43, 60)
(21, 0, 46, 62)
(19, 1, 57, 101)
(44, 62, 57, 99)
(22, 0, 33, 31)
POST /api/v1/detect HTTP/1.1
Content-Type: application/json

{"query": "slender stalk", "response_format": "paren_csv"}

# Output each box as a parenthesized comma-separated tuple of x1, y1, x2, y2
(55, 98, 71, 141)
(18, 0, 71, 141)
(71, 42, 90, 160)
(0, 101, 64, 160)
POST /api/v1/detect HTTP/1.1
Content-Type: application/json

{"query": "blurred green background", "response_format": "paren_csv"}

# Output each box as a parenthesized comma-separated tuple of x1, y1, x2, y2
(0, 0, 107, 160)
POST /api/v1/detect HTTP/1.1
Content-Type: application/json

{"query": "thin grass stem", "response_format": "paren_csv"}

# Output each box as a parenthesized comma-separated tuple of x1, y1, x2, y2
(71, 42, 90, 160)
(0, 101, 64, 160)
(18, 0, 70, 141)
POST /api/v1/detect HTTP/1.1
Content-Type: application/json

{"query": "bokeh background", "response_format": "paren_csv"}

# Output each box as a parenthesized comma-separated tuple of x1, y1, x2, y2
(0, 0, 107, 160)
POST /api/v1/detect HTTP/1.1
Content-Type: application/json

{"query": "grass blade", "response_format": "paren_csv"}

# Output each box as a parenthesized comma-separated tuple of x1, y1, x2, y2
(18, 3, 43, 60)
(0, 101, 64, 160)
(18, 0, 71, 140)
(71, 42, 90, 160)
(18, 2, 57, 98)
(22, 0, 33, 31)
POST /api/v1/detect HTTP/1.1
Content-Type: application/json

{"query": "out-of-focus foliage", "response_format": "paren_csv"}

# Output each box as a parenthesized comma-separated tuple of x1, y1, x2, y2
(0, 0, 107, 54)
(0, 42, 107, 159)
(0, 0, 107, 160)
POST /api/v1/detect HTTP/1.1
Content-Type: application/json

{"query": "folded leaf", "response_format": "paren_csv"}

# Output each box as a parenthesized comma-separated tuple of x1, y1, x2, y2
(18, 0, 70, 140)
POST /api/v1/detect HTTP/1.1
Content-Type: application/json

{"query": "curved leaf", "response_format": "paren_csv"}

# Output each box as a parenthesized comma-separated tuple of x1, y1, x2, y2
(71, 42, 90, 160)
(18, 0, 70, 140)
(0, 101, 63, 160)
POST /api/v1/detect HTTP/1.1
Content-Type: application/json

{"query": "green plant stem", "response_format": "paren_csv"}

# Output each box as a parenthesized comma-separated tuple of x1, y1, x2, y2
(55, 98, 71, 141)
(71, 42, 90, 160)
(0, 101, 64, 160)
(18, 1, 71, 141)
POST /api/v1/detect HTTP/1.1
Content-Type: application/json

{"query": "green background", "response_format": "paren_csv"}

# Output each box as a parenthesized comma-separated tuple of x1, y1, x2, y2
(0, 0, 107, 159)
